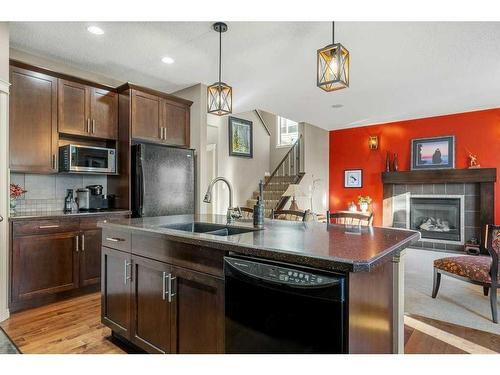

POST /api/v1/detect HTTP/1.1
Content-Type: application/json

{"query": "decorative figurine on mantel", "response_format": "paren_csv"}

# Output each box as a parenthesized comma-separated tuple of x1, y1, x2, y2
(467, 151, 480, 169)
(392, 153, 399, 171)
(385, 151, 391, 172)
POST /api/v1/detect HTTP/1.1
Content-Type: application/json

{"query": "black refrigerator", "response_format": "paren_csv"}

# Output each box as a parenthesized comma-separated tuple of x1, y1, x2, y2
(131, 143, 195, 218)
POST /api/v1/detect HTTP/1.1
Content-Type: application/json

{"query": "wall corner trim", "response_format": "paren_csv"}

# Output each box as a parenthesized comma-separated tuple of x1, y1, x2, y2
(0, 79, 10, 94)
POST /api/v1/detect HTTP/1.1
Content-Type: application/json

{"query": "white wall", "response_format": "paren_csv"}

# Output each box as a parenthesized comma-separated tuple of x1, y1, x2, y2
(207, 111, 271, 213)
(295, 122, 329, 215)
(0, 22, 9, 322)
(172, 84, 208, 215)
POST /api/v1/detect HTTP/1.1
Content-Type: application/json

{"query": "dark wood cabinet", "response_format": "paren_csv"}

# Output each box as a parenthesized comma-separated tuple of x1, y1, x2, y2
(131, 90, 162, 141)
(11, 231, 80, 302)
(162, 99, 190, 148)
(101, 234, 225, 354)
(90, 88, 118, 139)
(130, 255, 173, 353)
(79, 229, 102, 287)
(59, 79, 118, 139)
(172, 266, 224, 353)
(101, 246, 132, 338)
(58, 79, 89, 137)
(9, 66, 58, 173)
(124, 84, 191, 147)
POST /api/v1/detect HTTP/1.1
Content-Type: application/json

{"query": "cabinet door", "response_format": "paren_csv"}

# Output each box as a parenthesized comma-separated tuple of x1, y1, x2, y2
(11, 232, 80, 303)
(79, 229, 102, 287)
(101, 246, 132, 338)
(131, 90, 161, 141)
(171, 266, 225, 353)
(9, 66, 58, 173)
(90, 88, 118, 139)
(162, 99, 190, 147)
(58, 79, 91, 136)
(130, 255, 173, 354)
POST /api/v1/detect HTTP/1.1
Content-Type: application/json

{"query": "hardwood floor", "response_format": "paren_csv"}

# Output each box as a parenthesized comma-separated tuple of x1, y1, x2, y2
(0, 293, 124, 354)
(1, 293, 499, 354)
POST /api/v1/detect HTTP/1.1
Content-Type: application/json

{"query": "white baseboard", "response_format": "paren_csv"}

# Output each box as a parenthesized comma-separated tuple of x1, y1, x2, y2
(0, 308, 10, 323)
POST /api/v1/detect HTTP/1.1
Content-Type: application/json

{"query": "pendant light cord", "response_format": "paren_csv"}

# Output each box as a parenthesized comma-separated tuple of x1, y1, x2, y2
(332, 21, 335, 44)
(219, 27, 222, 83)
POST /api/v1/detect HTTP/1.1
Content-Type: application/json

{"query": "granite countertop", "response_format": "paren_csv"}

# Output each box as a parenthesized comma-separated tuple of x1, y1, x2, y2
(9, 209, 131, 221)
(99, 214, 420, 272)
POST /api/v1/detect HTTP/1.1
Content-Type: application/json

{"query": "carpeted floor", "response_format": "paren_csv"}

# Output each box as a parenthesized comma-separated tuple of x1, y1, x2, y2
(404, 247, 500, 335)
(0, 327, 19, 354)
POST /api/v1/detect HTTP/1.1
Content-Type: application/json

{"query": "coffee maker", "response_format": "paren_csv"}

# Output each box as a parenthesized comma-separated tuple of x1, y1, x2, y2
(77, 185, 110, 210)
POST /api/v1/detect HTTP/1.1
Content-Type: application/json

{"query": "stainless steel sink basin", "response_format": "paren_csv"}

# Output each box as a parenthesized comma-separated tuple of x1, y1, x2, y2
(159, 222, 259, 236)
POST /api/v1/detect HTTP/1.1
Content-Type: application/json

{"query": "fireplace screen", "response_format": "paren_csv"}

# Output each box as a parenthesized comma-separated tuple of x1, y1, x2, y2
(409, 196, 462, 243)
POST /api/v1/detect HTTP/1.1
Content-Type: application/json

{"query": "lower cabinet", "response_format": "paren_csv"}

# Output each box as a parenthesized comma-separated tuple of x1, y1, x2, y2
(79, 229, 102, 287)
(101, 246, 225, 354)
(11, 232, 80, 302)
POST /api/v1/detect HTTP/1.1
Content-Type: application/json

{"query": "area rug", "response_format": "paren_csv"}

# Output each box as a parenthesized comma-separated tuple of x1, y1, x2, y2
(0, 327, 20, 354)
(404, 247, 500, 335)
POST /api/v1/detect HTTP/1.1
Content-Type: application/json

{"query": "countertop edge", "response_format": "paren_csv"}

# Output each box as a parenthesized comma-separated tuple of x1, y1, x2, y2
(9, 210, 132, 222)
(98, 221, 420, 273)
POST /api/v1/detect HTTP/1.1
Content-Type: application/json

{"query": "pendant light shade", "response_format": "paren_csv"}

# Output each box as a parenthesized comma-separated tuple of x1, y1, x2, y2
(208, 22, 232, 115)
(317, 22, 350, 92)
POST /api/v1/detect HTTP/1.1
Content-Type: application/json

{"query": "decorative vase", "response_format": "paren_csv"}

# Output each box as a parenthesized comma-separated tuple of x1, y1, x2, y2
(385, 151, 391, 172)
(392, 153, 399, 172)
(10, 199, 17, 214)
(359, 202, 369, 213)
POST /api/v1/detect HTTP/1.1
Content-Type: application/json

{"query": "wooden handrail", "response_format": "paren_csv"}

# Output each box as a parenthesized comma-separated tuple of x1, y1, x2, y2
(264, 135, 302, 188)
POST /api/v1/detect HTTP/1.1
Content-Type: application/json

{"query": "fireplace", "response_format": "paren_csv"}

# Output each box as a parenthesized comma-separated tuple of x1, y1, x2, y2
(408, 195, 465, 245)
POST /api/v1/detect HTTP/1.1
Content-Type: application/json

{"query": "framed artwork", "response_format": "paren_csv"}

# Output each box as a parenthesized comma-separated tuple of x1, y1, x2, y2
(228, 116, 253, 158)
(411, 135, 455, 170)
(344, 169, 362, 188)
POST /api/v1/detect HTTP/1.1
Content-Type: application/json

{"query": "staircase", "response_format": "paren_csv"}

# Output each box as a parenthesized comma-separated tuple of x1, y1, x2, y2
(246, 136, 305, 217)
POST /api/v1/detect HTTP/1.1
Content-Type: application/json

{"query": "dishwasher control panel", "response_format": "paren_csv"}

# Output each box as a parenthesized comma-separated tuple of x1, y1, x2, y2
(225, 257, 341, 287)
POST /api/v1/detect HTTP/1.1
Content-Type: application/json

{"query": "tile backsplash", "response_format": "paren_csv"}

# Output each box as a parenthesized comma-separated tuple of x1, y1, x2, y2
(10, 173, 107, 213)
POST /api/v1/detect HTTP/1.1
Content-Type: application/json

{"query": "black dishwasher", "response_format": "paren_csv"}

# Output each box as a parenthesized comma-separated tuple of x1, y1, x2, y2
(224, 256, 346, 354)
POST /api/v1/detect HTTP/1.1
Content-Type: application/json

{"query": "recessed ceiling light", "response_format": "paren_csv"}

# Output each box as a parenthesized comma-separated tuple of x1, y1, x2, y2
(87, 26, 104, 35)
(331, 104, 344, 109)
(161, 56, 175, 64)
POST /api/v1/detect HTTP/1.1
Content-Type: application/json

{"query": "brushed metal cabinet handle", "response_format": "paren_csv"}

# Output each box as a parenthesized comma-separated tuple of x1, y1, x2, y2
(87, 118, 91, 133)
(159, 127, 163, 139)
(39, 225, 59, 229)
(105, 237, 125, 242)
(124, 260, 132, 284)
(52, 154, 56, 170)
(75, 235, 79, 252)
(162, 271, 167, 301)
(92, 119, 96, 134)
(81, 234, 85, 251)
(167, 274, 177, 303)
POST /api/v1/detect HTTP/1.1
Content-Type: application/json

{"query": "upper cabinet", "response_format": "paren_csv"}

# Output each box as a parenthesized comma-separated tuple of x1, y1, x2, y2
(58, 79, 118, 140)
(124, 84, 192, 148)
(9, 66, 58, 173)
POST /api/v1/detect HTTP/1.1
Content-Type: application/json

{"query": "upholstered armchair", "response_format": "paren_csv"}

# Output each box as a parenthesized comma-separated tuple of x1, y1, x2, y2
(432, 224, 499, 323)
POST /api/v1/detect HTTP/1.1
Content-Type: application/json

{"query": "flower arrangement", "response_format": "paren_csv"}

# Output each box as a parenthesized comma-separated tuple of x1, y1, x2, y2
(357, 195, 372, 213)
(10, 183, 26, 213)
(10, 183, 26, 200)
(357, 195, 372, 205)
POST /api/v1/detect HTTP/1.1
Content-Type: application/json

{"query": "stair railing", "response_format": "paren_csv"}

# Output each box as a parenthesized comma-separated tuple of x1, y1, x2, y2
(264, 135, 302, 189)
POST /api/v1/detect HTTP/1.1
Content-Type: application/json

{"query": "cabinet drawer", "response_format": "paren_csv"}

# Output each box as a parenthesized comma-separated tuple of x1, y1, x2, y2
(13, 219, 79, 237)
(102, 228, 131, 252)
(80, 214, 130, 230)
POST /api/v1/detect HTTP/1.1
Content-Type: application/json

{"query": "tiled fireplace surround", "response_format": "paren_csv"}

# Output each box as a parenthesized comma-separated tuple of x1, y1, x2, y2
(388, 182, 480, 252)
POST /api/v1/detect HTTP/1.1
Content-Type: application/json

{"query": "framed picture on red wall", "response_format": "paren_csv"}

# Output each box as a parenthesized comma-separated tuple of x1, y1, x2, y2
(411, 135, 455, 170)
(344, 169, 362, 188)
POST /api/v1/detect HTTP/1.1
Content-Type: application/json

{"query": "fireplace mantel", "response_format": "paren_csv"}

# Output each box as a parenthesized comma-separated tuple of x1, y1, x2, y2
(382, 168, 496, 184)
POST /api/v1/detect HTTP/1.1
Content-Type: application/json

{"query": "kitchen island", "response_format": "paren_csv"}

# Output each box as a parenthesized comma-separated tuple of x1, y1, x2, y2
(98, 214, 419, 354)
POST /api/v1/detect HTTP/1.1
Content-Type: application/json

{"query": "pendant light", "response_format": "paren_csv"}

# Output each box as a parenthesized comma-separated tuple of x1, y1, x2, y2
(317, 21, 350, 92)
(207, 22, 232, 115)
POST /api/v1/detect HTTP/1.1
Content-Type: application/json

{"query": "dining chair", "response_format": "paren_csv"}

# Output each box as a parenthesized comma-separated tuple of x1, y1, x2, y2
(326, 211, 374, 226)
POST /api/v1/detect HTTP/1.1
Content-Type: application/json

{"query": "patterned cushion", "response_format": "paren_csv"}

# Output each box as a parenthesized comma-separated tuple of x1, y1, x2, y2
(434, 256, 498, 284)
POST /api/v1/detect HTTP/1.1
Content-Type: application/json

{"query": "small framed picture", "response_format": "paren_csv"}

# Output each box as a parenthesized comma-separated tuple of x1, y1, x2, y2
(228, 116, 253, 158)
(344, 169, 362, 188)
(411, 135, 455, 170)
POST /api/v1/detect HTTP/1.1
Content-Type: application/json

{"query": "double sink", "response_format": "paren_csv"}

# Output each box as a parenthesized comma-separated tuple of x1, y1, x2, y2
(159, 222, 261, 237)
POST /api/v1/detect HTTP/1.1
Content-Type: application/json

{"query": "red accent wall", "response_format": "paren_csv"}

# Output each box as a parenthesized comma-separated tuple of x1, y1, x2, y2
(329, 108, 500, 226)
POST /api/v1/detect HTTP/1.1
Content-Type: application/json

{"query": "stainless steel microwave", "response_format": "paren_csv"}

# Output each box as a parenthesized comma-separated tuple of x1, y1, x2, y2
(59, 144, 116, 174)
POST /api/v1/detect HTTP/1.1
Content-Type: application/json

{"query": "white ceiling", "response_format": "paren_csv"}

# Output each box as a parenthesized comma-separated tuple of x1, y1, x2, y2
(9, 22, 500, 130)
